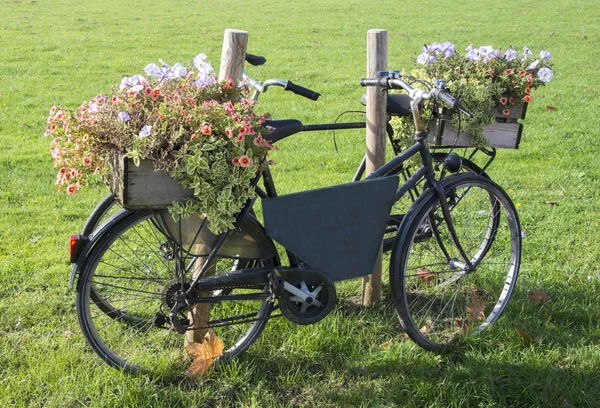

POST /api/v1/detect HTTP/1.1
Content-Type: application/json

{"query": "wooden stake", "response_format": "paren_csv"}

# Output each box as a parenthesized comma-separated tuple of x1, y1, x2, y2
(218, 29, 248, 83)
(186, 29, 249, 345)
(362, 29, 388, 306)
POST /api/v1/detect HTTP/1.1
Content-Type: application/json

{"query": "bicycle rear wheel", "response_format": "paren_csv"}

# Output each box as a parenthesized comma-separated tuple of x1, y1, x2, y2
(76, 210, 277, 378)
(391, 174, 521, 351)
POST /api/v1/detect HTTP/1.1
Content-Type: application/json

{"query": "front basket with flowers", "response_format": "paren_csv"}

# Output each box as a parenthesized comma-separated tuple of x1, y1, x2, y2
(392, 42, 555, 149)
(46, 54, 275, 234)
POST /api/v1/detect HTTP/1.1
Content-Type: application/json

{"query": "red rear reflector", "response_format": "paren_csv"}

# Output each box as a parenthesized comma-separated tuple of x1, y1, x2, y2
(70, 234, 88, 263)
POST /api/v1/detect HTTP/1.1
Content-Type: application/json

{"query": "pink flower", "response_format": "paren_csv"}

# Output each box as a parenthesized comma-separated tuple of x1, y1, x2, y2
(55, 110, 65, 120)
(239, 156, 252, 168)
(454, 67, 461, 73)
(83, 156, 92, 166)
(499, 97, 508, 105)
(232, 157, 240, 166)
(82, 134, 89, 142)
(523, 95, 532, 103)
(505, 69, 514, 75)
(152, 88, 161, 98)
(223, 102, 235, 115)
(519, 70, 526, 77)
(503, 109, 510, 116)
(225, 127, 233, 138)
(509, 97, 515, 105)
(525, 87, 531, 94)
(201, 122, 212, 135)
(145, 87, 153, 96)
(66, 184, 78, 195)
(235, 133, 245, 143)
(253, 135, 263, 146)
(185, 115, 192, 122)
(223, 77, 234, 90)
(527, 77, 534, 85)
(70, 169, 78, 177)
(49, 106, 57, 115)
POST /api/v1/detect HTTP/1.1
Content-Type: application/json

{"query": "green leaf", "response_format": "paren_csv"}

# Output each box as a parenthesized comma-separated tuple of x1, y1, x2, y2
(201, 144, 216, 151)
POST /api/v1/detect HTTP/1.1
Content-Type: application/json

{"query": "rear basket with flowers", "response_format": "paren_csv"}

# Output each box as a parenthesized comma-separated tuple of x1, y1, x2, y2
(46, 53, 275, 234)
(392, 42, 554, 150)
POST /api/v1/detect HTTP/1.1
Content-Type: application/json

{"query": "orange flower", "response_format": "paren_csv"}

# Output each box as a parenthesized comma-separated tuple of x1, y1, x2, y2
(523, 95, 532, 103)
(201, 122, 212, 135)
(525, 87, 531, 94)
(239, 156, 252, 168)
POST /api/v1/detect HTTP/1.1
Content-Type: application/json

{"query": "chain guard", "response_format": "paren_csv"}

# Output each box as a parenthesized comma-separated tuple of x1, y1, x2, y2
(279, 269, 336, 325)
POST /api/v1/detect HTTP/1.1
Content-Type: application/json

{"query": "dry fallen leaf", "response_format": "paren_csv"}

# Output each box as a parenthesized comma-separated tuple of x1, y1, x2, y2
(416, 268, 435, 283)
(467, 298, 486, 322)
(516, 327, 533, 343)
(419, 326, 428, 335)
(185, 331, 224, 379)
(378, 338, 394, 348)
(528, 290, 551, 303)
(546, 105, 556, 111)
(544, 201, 559, 206)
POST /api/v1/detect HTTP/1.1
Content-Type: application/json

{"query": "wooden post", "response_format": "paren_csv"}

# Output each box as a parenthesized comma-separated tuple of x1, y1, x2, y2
(185, 29, 248, 346)
(218, 29, 248, 82)
(362, 29, 388, 306)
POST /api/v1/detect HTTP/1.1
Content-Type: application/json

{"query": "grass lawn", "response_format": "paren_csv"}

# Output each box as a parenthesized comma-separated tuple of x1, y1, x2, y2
(1, 0, 600, 406)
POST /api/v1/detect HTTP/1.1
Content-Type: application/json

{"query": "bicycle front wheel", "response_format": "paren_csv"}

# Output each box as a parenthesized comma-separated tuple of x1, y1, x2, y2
(391, 174, 521, 351)
(76, 210, 277, 378)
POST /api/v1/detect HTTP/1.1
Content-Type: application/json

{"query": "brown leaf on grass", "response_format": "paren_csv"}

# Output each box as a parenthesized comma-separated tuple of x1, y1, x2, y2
(516, 327, 533, 343)
(528, 290, 551, 303)
(546, 105, 556, 111)
(467, 298, 486, 322)
(544, 201, 559, 206)
(378, 338, 394, 348)
(419, 326, 428, 335)
(184, 331, 224, 379)
(416, 268, 435, 283)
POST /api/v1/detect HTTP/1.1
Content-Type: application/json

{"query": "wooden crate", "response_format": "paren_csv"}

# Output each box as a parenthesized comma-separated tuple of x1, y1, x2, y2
(108, 152, 195, 209)
(427, 103, 528, 149)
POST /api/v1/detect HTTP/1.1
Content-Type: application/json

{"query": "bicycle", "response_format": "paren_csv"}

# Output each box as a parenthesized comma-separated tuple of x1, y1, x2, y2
(70, 65, 521, 378)
(70, 54, 495, 312)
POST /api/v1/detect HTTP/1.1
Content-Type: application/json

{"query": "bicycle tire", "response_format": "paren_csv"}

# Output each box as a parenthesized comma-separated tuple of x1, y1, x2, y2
(81, 194, 120, 237)
(76, 209, 278, 377)
(391, 173, 521, 351)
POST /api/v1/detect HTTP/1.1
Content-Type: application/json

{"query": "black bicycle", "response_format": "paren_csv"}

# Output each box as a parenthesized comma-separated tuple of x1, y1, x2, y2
(70, 65, 521, 378)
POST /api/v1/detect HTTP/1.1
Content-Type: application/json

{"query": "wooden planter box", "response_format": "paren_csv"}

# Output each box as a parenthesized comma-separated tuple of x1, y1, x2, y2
(108, 152, 195, 209)
(427, 103, 528, 149)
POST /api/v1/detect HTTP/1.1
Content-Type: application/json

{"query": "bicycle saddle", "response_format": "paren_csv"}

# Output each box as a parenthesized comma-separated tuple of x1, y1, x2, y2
(262, 119, 303, 144)
(360, 93, 412, 117)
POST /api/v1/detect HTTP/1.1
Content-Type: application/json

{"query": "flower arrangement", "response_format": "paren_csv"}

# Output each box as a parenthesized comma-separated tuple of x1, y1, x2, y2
(46, 54, 275, 234)
(393, 42, 554, 147)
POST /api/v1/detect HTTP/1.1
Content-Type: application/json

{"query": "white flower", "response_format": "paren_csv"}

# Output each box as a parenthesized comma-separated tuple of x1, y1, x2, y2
(193, 53, 214, 76)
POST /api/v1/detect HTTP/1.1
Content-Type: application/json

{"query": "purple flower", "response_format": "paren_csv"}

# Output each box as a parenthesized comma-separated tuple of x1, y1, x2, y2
(87, 103, 99, 114)
(138, 125, 152, 138)
(416, 52, 437, 64)
(429, 42, 443, 53)
(117, 111, 131, 123)
(119, 74, 146, 91)
(441, 41, 456, 54)
(538, 67, 554, 83)
(193, 53, 214, 76)
(526, 59, 540, 70)
(195, 72, 215, 87)
(522, 46, 534, 60)
(540, 50, 552, 60)
(466, 45, 480, 61)
(503, 46, 518, 61)
(144, 60, 188, 81)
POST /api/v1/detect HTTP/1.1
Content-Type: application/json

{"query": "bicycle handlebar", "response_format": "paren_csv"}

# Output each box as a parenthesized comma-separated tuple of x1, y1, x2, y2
(360, 77, 474, 118)
(284, 80, 321, 101)
(245, 53, 267, 66)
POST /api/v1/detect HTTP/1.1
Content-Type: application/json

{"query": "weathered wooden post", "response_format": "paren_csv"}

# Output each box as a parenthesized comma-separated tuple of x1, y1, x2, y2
(362, 29, 388, 306)
(185, 29, 249, 346)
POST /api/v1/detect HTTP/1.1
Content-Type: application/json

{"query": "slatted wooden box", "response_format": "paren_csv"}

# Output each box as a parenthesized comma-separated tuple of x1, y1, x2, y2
(427, 103, 528, 149)
(108, 152, 195, 209)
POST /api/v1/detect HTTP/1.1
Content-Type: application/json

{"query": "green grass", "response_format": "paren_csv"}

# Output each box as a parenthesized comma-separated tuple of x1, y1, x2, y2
(2, 0, 600, 406)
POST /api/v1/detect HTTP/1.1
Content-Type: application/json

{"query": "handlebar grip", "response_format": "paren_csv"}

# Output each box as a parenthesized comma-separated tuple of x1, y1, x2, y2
(245, 53, 267, 66)
(360, 78, 389, 87)
(284, 80, 321, 101)
(434, 89, 474, 118)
